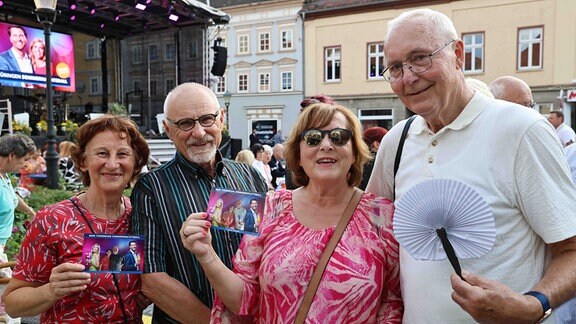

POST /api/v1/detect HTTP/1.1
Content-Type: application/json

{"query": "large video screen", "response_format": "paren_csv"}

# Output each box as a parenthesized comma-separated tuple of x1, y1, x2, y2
(0, 22, 75, 92)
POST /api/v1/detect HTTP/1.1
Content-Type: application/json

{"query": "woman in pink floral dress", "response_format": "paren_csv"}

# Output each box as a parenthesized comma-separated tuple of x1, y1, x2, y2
(2, 115, 150, 323)
(181, 103, 403, 323)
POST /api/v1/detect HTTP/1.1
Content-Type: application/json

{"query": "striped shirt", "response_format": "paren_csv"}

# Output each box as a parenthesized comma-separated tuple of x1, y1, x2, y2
(130, 151, 267, 322)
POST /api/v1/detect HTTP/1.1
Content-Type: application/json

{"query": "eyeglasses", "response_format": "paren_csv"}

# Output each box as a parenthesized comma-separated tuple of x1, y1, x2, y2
(165, 111, 219, 131)
(301, 128, 352, 147)
(524, 101, 536, 109)
(382, 39, 456, 83)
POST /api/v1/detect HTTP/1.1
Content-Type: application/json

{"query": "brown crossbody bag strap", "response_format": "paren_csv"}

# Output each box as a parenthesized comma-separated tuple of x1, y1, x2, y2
(294, 188, 364, 324)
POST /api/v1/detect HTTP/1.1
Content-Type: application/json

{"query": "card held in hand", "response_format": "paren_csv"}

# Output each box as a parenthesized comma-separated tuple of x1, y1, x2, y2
(207, 187, 266, 236)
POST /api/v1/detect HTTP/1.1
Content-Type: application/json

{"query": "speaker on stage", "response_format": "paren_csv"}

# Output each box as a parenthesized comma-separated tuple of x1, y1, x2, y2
(211, 38, 227, 77)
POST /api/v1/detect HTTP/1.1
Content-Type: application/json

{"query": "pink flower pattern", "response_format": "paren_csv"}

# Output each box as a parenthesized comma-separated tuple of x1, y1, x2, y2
(212, 191, 402, 323)
(12, 197, 142, 323)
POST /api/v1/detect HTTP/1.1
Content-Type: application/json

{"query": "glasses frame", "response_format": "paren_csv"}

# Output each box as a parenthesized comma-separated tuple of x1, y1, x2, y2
(300, 128, 353, 147)
(382, 39, 456, 83)
(165, 111, 220, 131)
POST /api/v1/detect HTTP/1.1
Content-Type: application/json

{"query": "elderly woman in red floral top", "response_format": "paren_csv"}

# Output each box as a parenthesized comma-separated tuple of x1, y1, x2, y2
(2, 115, 149, 323)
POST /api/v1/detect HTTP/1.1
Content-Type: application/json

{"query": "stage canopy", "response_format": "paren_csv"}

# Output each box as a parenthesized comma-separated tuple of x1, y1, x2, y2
(0, 0, 230, 38)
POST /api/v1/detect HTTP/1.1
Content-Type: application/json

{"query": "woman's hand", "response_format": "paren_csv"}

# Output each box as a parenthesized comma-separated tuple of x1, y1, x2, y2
(180, 212, 214, 263)
(48, 263, 91, 301)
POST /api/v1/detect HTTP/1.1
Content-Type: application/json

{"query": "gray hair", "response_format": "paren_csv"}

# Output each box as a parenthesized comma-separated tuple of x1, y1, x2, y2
(163, 82, 219, 115)
(385, 9, 458, 47)
(0, 134, 36, 158)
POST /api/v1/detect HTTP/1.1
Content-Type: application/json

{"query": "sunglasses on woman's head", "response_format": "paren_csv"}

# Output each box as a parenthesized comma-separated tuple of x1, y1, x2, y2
(301, 128, 352, 147)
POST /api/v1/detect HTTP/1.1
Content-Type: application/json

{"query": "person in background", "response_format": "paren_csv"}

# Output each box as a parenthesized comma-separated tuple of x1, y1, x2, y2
(286, 94, 336, 190)
(359, 126, 387, 190)
(0, 134, 36, 282)
(465, 78, 494, 99)
(130, 82, 267, 323)
(490, 75, 534, 108)
(180, 102, 402, 322)
(367, 8, 576, 323)
(249, 129, 259, 148)
(487, 79, 576, 321)
(22, 148, 46, 174)
(271, 129, 285, 145)
(269, 143, 285, 189)
(262, 145, 274, 190)
(58, 140, 82, 191)
(250, 143, 273, 190)
(234, 149, 255, 166)
(548, 110, 576, 147)
(29, 38, 46, 75)
(3, 115, 149, 322)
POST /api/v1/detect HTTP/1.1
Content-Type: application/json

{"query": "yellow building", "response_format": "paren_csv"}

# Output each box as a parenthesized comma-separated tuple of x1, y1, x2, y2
(302, 0, 576, 128)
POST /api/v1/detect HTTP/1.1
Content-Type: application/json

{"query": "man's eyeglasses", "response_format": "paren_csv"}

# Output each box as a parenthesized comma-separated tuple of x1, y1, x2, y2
(524, 101, 536, 109)
(382, 39, 456, 83)
(301, 128, 352, 147)
(165, 111, 219, 131)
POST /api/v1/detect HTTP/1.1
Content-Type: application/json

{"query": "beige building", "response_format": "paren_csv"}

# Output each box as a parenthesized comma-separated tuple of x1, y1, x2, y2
(302, 0, 576, 129)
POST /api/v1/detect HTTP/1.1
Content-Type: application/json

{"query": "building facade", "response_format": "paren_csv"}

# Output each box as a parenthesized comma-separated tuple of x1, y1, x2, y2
(211, 0, 304, 148)
(302, 0, 576, 129)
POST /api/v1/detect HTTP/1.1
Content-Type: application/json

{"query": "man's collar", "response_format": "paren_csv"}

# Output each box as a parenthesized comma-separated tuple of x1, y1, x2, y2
(409, 92, 487, 135)
(175, 150, 226, 177)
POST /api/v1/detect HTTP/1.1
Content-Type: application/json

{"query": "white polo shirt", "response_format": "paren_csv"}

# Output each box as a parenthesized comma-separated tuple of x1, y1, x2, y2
(367, 93, 576, 324)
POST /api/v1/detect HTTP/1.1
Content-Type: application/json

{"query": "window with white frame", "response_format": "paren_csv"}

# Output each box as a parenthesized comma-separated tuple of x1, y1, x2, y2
(281, 71, 293, 91)
(165, 43, 175, 61)
(259, 32, 270, 52)
(238, 73, 248, 93)
(258, 73, 270, 92)
(463, 33, 484, 73)
(133, 45, 142, 64)
(149, 45, 159, 61)
(325, 46, 341, 82)
(238, 34, 249, 54)
(518, 27, 543, 70)
(89, 76, 100, 95)
(216, 75, 226, 94)
(188, 40, 198, 59)
(165, 79, 175, 94)
(149, 80, 158, 97)
(359, 108, 393, 131)
(367, 42, 384, 79)
(280, 29, 293, 50)
(86, 40, 101, 60)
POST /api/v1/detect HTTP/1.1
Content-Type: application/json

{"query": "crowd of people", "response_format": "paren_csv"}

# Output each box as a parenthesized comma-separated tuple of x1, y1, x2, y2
(1, 7, 576, 324)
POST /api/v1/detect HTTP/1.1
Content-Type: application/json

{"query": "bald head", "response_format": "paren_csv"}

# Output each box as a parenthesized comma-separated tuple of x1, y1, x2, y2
(489, 76, 534, 108)
(163, 82, 219, 115)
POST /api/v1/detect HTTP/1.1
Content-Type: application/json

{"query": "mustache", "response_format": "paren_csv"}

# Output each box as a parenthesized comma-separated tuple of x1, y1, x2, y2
(187, 134, 216, 145)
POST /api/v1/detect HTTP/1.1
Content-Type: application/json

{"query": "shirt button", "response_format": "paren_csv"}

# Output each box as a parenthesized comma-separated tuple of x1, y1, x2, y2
(428, 157, 434, 163)
(432, 140, 438, 146)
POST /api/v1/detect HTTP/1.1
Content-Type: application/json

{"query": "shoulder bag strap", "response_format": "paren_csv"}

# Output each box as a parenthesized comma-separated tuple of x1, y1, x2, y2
(294, 188, 364, 324)
(394, 115, 417, 177)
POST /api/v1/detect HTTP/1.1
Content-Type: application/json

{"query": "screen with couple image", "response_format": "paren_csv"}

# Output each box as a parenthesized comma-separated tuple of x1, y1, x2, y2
(0, 22, 75, 91)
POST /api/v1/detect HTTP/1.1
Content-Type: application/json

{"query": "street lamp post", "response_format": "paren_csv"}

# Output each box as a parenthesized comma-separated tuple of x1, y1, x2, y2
(223, 91, 232, 132)
(34, 0, 59, 189)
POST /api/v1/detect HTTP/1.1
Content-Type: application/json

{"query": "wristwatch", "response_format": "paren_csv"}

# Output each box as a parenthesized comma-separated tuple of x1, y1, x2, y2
(524, 291, 552, 323)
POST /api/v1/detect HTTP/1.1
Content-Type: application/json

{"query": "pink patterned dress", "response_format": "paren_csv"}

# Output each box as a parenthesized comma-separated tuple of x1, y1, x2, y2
(212, 190, 402, 323)
(12, 197, 142, 323)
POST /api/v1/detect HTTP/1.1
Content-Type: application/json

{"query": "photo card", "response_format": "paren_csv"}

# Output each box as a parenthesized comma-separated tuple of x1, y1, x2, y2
(207, 187, 266, 236)
(83, 234, 144, 274)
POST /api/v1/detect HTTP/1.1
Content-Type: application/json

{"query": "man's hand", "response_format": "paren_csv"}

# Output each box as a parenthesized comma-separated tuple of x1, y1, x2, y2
(450, 271, 542, 324)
